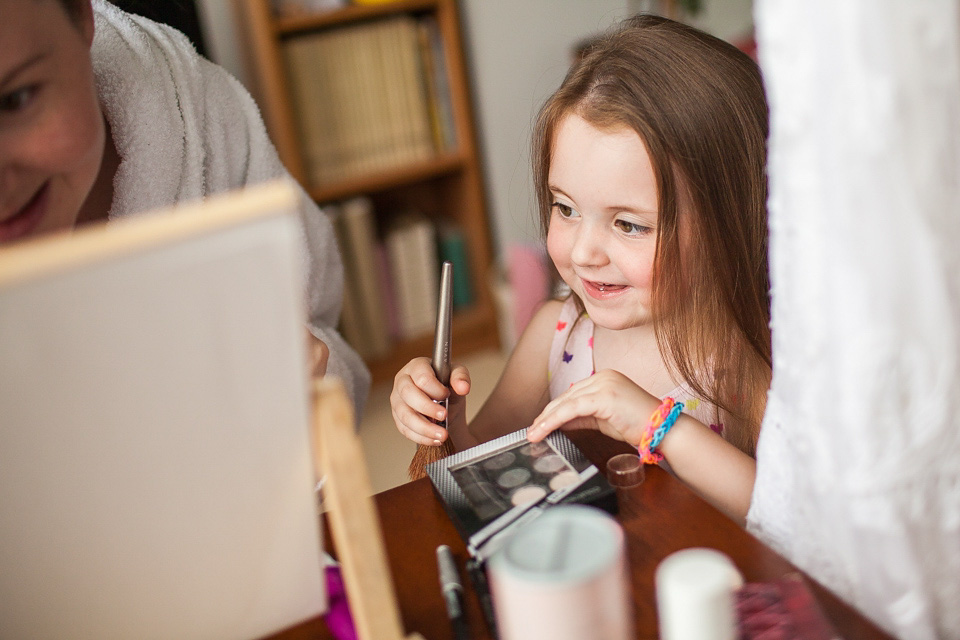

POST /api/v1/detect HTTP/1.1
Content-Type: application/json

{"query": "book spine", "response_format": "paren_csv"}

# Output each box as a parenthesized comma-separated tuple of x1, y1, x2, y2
(312, 31, 344, 185)
(438, 224, 473, 308)
(325, 204, 370, 357)
(327, 27, 363, 180)
(423, 15, 456, 150)
(416, 19, 445, 151)
(282, 35, 329, 186)
(385, 222, 416, 339)
(341, 196, 391, 358)
(407, 215, 439, 337)
(394, 17, 434, 162)
(375, 242, 401, 340)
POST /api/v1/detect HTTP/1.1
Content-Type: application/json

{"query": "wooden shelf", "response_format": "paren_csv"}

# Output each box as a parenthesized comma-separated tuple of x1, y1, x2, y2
(239, 0, 499, 386)
(274, 0, 440, 36)
(365, 304, 500, 383)
(307, 152, 466, 202)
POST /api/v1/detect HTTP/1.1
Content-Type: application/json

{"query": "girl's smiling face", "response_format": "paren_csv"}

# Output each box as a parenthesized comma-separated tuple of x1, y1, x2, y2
(546, 113, 660, 331)
(0, 0, 105, 244)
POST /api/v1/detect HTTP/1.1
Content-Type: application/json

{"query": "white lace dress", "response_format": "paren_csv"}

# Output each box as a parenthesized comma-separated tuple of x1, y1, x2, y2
(750, 2, 960, 637)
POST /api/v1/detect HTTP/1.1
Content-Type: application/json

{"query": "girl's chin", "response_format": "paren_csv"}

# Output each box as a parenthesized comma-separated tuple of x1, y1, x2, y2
(579, 301, 652, 331)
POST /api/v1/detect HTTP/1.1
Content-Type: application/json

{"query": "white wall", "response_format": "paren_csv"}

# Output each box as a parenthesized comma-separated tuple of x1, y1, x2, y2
(686, 0, 754, 42)
(195, 0, 250, 87)
(458, 1, 634, 252)
(196, 0, 755, 258)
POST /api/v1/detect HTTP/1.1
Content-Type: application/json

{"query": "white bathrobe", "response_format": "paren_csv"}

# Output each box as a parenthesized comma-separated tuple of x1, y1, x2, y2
(90, 0, 370, 417)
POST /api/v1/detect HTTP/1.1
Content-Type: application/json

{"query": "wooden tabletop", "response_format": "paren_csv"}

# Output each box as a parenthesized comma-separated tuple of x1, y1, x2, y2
(269, 430, 893, 640)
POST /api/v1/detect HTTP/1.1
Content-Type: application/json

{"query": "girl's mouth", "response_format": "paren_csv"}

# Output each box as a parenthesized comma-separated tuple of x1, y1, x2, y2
(582, 278, 627, 300)
(0, 183, 49, 244)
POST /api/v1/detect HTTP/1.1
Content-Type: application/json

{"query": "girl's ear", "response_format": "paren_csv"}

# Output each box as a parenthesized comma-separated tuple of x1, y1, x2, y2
(76, 0, 96, 48)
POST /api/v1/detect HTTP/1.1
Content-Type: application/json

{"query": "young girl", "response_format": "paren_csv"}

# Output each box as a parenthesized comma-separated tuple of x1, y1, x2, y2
(0, 0, 369, 412)
(391, 15, 771, 524)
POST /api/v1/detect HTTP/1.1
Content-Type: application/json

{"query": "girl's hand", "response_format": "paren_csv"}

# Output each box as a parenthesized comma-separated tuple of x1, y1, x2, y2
(390, 356, 471, 446)
(526, 369, 659, 446)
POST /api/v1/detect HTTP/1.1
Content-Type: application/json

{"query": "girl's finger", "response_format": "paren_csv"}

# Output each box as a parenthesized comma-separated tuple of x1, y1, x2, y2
(537, 374, 607, 421)
(395, 368, 450, 420)
(402, 357, 450, 400)
(528, 391, 603, 441)
(449, 364, 471, 396)
(392, 403, 448, 446)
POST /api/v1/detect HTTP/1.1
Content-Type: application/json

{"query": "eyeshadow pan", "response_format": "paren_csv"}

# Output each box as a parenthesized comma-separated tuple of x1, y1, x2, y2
(533, 454, 566, 474)
(549, 470, 580, 491)
(496, 467, 531, 489)
(460, 480, 508, 519)
(518, 441, 550, 457)
(510, 485, 547, 506)
(483, 451, 516, 471)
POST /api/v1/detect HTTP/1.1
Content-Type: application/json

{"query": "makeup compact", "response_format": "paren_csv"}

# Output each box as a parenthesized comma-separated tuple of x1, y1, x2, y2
(425, 428, 616, 559)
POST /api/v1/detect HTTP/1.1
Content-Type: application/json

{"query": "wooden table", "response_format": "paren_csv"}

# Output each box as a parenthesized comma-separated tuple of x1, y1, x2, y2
(270, 431, 893, 640)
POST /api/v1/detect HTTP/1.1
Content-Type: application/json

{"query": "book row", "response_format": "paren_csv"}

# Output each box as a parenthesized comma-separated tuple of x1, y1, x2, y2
(326, 197, 473, 360)
(284, 14, 456, 188)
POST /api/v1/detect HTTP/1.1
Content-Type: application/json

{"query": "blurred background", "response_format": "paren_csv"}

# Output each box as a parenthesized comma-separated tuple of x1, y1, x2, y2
(113, 0, 754, 492)
(118, 0, 753, 272)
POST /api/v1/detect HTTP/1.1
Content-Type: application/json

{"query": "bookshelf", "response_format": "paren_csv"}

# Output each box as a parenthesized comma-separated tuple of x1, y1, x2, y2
(239, 0, 500, 383)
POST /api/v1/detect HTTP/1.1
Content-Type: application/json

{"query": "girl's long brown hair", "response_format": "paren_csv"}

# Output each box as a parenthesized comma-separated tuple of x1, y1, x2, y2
(532, 14, 771, 455)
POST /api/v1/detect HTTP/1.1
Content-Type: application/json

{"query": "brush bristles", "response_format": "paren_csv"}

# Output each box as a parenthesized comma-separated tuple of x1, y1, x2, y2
(408, 439, 457, 481)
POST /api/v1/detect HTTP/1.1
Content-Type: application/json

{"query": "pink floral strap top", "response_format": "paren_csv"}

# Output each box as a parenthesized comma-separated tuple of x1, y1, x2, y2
(546, 297, 725, 436)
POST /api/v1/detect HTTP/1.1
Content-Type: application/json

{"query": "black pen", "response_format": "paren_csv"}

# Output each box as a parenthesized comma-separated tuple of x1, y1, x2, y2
(436, 545, 470, 640)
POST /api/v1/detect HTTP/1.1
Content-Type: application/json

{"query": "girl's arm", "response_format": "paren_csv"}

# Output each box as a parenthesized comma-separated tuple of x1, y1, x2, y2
(654, 416, 755, 525)
(526, 369, 755, 525)
(391, 299, 563, 449)
(457, 299, 562, 447)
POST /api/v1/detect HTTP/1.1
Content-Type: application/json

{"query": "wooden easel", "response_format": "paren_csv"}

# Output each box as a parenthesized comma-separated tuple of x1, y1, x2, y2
(312, 379, 426, 640)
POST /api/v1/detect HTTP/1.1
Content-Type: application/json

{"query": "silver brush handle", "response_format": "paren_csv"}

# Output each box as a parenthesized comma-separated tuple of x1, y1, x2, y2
(432, 261, 453, 386)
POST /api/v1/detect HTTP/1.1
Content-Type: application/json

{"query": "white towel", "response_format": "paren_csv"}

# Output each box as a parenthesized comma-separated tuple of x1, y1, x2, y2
(90, 0, 370, 417)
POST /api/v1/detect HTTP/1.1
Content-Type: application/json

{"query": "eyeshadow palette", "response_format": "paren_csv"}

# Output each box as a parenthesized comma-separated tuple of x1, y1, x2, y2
(425, 429, 616, 543)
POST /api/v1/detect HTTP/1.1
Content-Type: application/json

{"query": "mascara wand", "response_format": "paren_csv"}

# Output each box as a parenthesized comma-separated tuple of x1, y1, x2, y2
(408, 261, 457, 480)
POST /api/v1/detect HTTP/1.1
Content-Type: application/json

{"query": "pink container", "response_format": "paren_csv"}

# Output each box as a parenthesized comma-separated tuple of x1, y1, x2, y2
(488, 505, 634, 640)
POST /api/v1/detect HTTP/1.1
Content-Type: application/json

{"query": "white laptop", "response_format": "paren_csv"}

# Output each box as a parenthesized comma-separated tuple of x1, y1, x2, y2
(0, 181, 325, 639)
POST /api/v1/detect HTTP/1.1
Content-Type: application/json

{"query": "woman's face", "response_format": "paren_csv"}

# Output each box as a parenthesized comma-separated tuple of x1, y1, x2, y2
(0, 0, 104, 244)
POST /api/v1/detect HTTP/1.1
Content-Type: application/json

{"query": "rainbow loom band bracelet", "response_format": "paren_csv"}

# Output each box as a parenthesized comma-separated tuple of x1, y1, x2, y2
(637, 397, 685, 465)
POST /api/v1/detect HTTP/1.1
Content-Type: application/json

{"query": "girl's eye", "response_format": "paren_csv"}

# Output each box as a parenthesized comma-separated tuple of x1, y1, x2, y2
(614, 219, 652, 236)
(551, 202, 578, 219)
(0, 86, 38, 113)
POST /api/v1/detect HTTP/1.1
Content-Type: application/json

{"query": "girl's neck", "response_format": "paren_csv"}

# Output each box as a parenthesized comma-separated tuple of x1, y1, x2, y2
(593, 322, 680, 397)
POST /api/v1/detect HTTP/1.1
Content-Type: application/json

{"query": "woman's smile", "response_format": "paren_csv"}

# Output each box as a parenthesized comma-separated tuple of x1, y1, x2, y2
(0, 182, 49, 243)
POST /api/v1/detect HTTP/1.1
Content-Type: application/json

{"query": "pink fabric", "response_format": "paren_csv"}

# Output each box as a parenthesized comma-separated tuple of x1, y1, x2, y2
(322, 565, 357, 640)
(507, 243, 551, 340)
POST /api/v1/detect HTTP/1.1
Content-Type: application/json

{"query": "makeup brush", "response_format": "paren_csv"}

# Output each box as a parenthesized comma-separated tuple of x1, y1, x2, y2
(408, 261, 457, 480)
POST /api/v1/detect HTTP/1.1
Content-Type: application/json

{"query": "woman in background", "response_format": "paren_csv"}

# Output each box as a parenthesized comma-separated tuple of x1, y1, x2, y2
(0, 0, 369, 410)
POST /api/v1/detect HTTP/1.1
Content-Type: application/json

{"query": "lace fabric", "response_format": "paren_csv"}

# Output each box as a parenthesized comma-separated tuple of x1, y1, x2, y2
(749, 2, 960, 637)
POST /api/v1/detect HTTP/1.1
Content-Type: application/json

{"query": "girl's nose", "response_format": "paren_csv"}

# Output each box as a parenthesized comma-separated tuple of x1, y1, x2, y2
(569, 221, 608, 267)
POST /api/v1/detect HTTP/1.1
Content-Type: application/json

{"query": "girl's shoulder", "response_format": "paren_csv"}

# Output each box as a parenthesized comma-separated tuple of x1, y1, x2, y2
(521, 298, 568, 347)
(535, 295, 587, 331)
(509, 297, 569, 368)
(527, 296, 586, 343)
